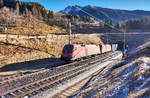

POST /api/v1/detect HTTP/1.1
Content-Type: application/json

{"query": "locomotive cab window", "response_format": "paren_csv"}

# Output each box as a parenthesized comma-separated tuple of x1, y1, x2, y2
(63, 45, 73, 53)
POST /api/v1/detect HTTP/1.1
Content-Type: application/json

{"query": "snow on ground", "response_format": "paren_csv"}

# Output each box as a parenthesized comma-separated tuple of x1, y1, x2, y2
(75, 46, 150, 98)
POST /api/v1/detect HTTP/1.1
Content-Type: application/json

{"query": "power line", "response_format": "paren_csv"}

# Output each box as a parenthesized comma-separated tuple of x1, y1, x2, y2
(63, 0, 150, 33)
(63, 0, 128, 54)
(82, 33, 150, 35)
(62, 0, 150, 55)
(63, 0, 125, 33)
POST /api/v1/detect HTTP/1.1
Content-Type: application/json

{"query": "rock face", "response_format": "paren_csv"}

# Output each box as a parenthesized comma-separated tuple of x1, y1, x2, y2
(60, 5, 150, 22)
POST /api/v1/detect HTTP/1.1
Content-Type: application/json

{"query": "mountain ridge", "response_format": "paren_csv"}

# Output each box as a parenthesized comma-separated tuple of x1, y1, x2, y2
(60, 5, 150, 22)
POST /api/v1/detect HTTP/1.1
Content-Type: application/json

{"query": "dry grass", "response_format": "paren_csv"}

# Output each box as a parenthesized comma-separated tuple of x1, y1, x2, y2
(0, 7, 66, 35)
(0, 7, 104, 70)
(0, 33, 102, 68)
(1, 17, 66, 35)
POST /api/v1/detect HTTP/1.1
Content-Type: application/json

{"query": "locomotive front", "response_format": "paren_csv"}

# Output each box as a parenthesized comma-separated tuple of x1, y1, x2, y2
(61, 44, 74, 60)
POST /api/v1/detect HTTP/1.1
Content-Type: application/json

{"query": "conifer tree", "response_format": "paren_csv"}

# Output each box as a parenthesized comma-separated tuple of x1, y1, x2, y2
(15, 2, 19, 15)
(0, 0, 4, 8)
(115, 21, 120, 29)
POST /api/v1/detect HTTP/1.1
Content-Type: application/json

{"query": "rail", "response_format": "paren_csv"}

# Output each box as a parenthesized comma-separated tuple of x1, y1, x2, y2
(0, 51, 122, 98)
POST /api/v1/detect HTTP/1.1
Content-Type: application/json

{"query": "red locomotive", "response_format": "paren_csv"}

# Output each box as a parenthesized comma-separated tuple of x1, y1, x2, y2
(61, 44, 118, 61)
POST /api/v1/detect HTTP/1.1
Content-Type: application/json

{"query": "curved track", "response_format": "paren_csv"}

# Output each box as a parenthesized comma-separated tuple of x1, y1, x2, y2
(0, 51, 121, 98)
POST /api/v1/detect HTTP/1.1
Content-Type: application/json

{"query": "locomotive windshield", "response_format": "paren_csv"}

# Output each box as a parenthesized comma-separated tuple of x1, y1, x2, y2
(63, 45, 73, 53)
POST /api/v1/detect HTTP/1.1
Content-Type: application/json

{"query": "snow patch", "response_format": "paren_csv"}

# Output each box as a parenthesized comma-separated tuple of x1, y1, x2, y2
(138, 77, 150, 90)
(138, 76, 145, 81)
(74, 8, 81, 12)
(60, 6, 81, 13)
(61, 7, 72, 13)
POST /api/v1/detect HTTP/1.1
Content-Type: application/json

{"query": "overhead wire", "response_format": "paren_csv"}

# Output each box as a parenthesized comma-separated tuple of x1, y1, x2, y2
(82, 32, 150, 35)
(62, 0, 150, 55)
(63, 0, 150, 35)
(63, 0, 125, 33)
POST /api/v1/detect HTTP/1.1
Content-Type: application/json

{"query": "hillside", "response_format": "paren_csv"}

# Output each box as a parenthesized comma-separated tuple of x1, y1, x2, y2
(75, 42, 150, 98)
(0, 0, 98, 35)
(1, 0, 150, 70)
(0, 0, 103, 68)
(60, 5, 150, 22)
(0, 8, 66, 35)
(0, 33, 102, 69)
(0, 0, 54, 20)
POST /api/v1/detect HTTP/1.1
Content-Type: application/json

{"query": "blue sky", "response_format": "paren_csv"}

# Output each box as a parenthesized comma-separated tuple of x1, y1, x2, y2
(21, 0, 150, 12)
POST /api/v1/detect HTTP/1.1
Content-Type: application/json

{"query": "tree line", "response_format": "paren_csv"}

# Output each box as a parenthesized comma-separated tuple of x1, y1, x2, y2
(123, 17, 150, 30)
(103, 17, 150, 32)
(0, 0, 95, 29)
(0, 0, 54, 20)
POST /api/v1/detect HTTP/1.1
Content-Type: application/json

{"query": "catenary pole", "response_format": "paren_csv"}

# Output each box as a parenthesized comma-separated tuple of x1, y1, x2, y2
(69, 20, 72, 44)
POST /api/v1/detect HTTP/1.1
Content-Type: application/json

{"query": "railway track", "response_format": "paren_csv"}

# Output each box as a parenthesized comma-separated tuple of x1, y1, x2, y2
(0, 51, 111, 86)
(56, 77, 92, 98)
(54, 67, 106, 98)
(0, 53, 99, 86)
(0, 68, 50, 84)
(0, 51, 121, 98)
(0, 50, 108, 84)
(34, 51, 122, 98)
(36, 51, 121, 98)
(68, 60, 122, 98)
(53, 53, 122, 98)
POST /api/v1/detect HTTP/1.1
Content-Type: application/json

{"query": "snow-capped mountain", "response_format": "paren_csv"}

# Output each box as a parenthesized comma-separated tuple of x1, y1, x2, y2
(59, 5, 82, 13)
(60, 5, 150, 22)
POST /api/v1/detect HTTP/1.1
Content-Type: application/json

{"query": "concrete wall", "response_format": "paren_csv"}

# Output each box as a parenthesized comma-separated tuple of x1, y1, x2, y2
(0, 34, 71, 39)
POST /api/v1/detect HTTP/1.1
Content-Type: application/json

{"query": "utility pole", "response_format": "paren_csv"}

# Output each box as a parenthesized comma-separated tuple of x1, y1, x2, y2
(4, 27, 8, 44)
(123, 27, 126, 56)
(69, 20, 72, 44)
(106, 34, 109, 44)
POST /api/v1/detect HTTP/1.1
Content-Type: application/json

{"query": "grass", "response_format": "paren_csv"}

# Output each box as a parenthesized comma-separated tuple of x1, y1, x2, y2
(0, 8, 103, 68)
(0, 7, 66, 35)
(1, 17, 66, 35)
(0, 33, 102, 68)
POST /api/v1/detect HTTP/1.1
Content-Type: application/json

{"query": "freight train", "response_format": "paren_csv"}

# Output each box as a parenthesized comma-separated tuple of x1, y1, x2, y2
(61, 44, 118, 61)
